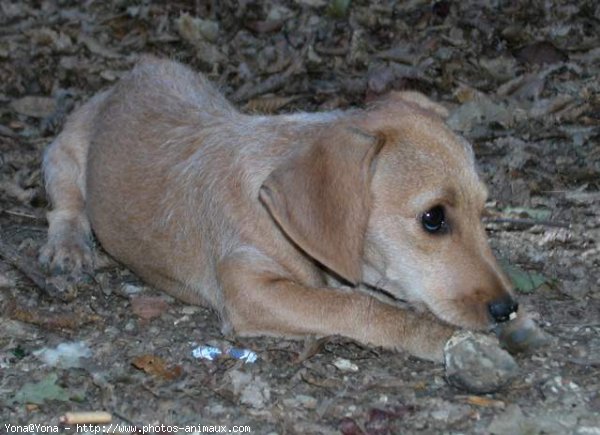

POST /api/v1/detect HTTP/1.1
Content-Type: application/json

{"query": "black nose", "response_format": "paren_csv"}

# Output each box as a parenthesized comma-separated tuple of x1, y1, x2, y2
(488, 296, 519, 323)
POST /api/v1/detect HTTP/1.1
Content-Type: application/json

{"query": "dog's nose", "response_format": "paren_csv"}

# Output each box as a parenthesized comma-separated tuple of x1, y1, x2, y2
(488, 296, 519, 323)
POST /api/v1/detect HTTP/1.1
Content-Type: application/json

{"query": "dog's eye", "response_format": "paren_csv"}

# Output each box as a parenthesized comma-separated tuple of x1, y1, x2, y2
(421, 206, 446, 233)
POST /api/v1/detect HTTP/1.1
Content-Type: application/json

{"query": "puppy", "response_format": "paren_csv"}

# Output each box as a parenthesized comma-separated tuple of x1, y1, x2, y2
(40, 56, 526, 362)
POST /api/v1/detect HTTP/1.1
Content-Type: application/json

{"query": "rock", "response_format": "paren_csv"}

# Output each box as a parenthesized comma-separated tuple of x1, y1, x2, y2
(282, 394, 317, 409)
(444, 331, 518, 393)
(488, 405, 528, 434)
(0, 272, 15, 288)
(426, 399, 472, 425)
(489, 405, 584, 434)
(176, 13, 219, 44)
(447, 94, 526, 134)
(497, 313, 552, 353)
(332, 357, 359, 372)
(239, 376, 270, 409)
(226, 369, 271, 409)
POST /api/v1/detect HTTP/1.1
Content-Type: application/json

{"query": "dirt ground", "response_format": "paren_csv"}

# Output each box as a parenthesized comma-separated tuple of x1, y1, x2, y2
(1, 0, 599, 434)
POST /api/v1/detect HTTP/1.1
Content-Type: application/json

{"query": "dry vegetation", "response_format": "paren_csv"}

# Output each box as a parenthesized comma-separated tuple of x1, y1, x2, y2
(0, 0, 599, 433)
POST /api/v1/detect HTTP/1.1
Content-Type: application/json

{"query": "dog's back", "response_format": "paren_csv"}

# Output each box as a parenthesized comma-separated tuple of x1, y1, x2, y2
(45, 56, 334, 308)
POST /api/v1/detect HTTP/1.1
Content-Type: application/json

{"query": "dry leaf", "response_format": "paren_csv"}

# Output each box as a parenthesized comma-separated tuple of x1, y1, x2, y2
(293, 336, 329, 364)
(464, 395, 506, 408)
(244, 95, 298, 113)
(6, 297, 100, 331)
(245, 19, 285, 34)
(130, 296, 169, 320)
(132, 355, 182, 380)
(514, 41, 567, 66)
(529, 94, 574, 118)
(367, 66, 396, 94)
(79, 35, 122, 59)
(176, 13, 219, 44)
(10, 96, 56, 118)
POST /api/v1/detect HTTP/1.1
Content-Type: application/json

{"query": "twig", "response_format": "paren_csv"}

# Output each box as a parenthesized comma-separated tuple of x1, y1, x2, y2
(566, 358, 600, 367)
(0, 235, 75, 301)
(231, 56, 305, 103)
(484, 217, 571, 229)
(2, 209, 45, 221)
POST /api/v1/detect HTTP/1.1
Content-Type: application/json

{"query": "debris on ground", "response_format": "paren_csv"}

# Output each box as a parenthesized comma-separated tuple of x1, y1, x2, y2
(192, 344, 258, 363)
(0, 0, 598, 431)
(34, 341, 92, 368)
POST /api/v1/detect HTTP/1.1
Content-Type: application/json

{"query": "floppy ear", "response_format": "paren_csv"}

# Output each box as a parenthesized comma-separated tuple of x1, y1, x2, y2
(259, 126, 383, 285)
(385, 91, 449, 119)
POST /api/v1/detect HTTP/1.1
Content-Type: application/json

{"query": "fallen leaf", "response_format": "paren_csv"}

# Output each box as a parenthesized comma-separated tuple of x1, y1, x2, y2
(529, 94, 574, 118)
(244, 95, 298, 113)
(12, 373, 69, 404)
(479, 56, 518, 82)
(28, 27, 73, 52)
(447, 96, 519, 133)
(295, 0, 326, 6)
(514, 41, 567, 66)
(432, 0, 451, 18)
(11, 345, 27, 359)
(367, 66, 396, 94)
(503, 206, 552, 221)
(79, 35, 122, 59)
(328, 0, 351, 17)
(176, 13, 219, 44)
(293, 336, 329, 364)
(463, 395, 505, 408)
(375, 46, 415, 64)
(130, 296, 169, 320)
(245, 19, 286, 34)
(8, 304, 100, 330)
(132, 355, 183, 380)
(10, 96, 56, 118)
(365, 407, 410, 434)
(339, 417, 364, 435)
(502, 263, 548, 294)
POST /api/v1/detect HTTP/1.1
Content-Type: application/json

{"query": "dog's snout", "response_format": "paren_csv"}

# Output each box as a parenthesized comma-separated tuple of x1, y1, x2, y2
(488, 296, 519, 323)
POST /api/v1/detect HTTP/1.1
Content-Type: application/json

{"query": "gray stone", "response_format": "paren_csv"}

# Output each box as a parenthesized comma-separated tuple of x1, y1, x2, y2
(497, 315, 553, 354)
(226, 369, 271, 409)
(444, 331, 519, 393)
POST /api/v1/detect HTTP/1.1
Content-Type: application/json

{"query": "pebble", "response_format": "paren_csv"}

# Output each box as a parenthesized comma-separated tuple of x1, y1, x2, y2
(332, 357, 359, 372)
(444, 331, 519, 393)
(226, 370, 271, 409)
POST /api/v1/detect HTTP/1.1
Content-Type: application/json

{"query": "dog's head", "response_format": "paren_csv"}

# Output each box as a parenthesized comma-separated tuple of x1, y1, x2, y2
(260, 91, 518, 330)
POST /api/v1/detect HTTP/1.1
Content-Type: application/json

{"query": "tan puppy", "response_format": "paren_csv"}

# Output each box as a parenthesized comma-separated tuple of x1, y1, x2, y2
(40, 56, 523, 361)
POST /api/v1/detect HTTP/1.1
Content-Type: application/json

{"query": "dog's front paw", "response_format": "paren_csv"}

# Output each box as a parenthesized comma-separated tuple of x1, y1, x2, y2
(39, 233, 94, 278)
(444, 331, 519, 394)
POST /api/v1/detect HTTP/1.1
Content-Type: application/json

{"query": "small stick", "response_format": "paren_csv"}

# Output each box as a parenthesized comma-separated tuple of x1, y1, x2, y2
(231, 56, 304, 103)
(0, 235, 74, 301)
(484, 217, 571, 229)
(2, 209, 45, 221)
(60, 411, 112, 425)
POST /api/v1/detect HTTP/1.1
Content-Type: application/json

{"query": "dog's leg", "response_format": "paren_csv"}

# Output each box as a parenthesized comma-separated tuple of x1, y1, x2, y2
(219, 255, 456, 361)
(39, 131, 93, 276)
(39, 94, 107, 276)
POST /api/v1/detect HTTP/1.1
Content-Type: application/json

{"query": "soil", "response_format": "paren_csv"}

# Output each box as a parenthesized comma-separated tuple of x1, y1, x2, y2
(1, 1, 599, 434)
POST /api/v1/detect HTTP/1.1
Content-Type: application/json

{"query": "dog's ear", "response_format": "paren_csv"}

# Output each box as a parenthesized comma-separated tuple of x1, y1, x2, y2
(260, 126, 383, 285)
(383, 91, 449, 119)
